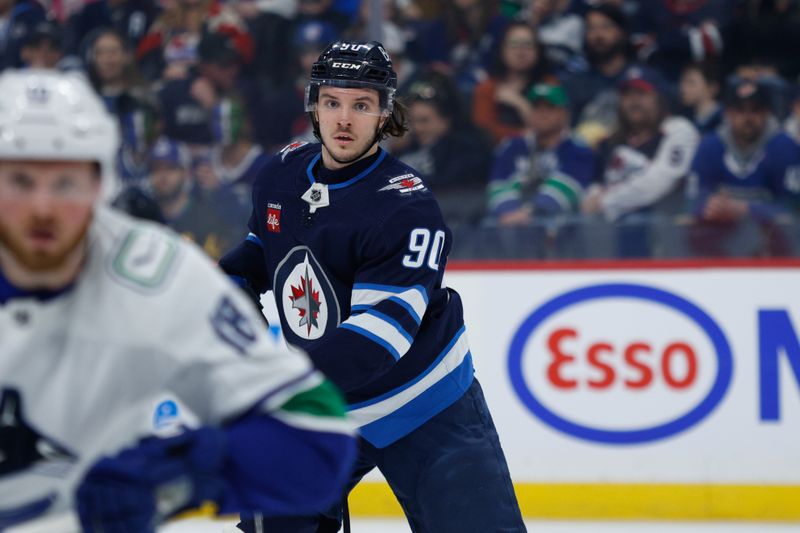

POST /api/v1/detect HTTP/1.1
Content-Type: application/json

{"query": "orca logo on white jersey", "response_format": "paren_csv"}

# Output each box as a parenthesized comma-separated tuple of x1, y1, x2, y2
(0, 389, 78, 479)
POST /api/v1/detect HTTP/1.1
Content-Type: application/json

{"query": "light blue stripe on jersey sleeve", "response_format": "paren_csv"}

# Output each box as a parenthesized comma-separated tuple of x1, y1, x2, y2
(357, 353, 474, 448)
(340, 323, 401, 360)
(246, 232, 263, 248)
(341, 309, 414, 359)
(351, 284, 427, 325)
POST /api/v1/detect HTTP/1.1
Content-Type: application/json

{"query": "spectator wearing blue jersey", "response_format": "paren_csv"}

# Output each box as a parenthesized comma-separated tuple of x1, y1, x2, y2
(689, 80, 790, 224)
(0, 0, 46, 70)
(85, 28, 158, 185)
(687, 79, 795, 256)
(158, 31, 259, 148)
(488, 82, 595, 225)
(147, 137, 248, 260)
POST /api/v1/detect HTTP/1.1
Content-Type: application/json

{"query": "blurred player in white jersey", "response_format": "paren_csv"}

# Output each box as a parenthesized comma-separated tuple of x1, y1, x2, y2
(0, 69, 357, 532)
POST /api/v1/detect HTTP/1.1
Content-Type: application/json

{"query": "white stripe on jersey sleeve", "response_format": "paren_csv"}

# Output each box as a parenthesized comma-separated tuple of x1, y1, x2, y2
(347, 328, 470, 426)
(351, 284, 428, 324)
(342, 309, 413, 359)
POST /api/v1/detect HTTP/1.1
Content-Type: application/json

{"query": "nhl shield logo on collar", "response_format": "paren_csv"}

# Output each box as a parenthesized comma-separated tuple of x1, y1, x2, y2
(267, 203, 281, 233)
(301, 182, 330, 213)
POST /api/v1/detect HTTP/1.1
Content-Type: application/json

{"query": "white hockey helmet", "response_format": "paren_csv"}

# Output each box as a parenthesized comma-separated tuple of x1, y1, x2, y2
(0, 69, 121, 200)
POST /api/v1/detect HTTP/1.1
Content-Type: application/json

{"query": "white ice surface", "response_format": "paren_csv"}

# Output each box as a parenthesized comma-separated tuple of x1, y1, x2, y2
(161, 518, 800, 532)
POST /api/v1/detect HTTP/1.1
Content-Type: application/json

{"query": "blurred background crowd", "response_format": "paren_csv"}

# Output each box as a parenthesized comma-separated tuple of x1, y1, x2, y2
(10, 0, 800, 260)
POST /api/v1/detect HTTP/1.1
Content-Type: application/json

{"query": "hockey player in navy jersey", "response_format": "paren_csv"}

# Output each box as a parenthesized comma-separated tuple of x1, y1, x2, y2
(220, 40, 526, 532)
(0, 69, 357, 532)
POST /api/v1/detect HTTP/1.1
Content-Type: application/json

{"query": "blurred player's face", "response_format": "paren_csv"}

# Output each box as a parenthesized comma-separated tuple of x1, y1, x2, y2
(0, 160, 99, 272)
(316, 87, 386, 170)
(726, 103, 769, 147)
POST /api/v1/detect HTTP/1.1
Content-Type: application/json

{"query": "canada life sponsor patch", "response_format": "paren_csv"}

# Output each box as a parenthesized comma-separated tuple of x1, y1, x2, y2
(267, 202, 281, 233)
(507, 283, 733, 444)
(379, 173, 426, 194)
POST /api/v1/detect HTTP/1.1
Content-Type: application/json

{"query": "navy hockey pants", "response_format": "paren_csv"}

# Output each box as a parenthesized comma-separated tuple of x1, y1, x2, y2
(237, 378, 526, 532)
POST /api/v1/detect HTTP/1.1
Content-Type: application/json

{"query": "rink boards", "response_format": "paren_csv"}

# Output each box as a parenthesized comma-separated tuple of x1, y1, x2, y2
(352, 260, 800, 520)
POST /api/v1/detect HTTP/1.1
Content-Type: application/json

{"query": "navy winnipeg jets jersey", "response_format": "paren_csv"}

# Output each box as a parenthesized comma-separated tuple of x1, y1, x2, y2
(221, 142, 474, 448)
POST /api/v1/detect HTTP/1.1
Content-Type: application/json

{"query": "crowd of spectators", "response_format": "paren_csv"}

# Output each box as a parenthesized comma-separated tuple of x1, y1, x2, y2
(7, 0, 800, 258)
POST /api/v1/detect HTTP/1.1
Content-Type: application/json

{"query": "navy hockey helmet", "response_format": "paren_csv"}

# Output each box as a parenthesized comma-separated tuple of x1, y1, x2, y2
(305, 40, 397, 113)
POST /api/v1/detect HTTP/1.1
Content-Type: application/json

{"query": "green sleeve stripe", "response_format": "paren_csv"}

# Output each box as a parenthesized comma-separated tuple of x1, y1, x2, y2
(542, 175, 582, 210)
(278, 379, 347, 419)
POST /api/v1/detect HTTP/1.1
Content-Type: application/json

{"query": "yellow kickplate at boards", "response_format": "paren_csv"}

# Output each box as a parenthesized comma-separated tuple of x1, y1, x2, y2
(349, 482, 800, 521)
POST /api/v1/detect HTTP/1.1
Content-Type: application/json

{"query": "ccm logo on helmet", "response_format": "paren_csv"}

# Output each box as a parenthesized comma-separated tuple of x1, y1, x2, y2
(332, 62, 360, 70)
(508, 283, 733, 444)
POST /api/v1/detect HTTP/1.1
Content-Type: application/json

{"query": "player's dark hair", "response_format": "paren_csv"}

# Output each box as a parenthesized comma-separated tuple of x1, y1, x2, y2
(380, 99, 409, 139)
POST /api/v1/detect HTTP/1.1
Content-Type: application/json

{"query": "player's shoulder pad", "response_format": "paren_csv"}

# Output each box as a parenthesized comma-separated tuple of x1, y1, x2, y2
(100, 208, 183, 292)
(375, 156, 430, 197)
(278, 140, 313, 162)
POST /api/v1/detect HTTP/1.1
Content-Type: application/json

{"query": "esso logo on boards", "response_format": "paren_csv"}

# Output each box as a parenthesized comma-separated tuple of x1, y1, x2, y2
(508, 283, 733, 444)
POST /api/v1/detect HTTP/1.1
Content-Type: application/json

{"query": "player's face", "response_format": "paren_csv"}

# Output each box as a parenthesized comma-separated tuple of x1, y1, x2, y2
(0, 160, 100, 272)
(316, 86, 386, 170)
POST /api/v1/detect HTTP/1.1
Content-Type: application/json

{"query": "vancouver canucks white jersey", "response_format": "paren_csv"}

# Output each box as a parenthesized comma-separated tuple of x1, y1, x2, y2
(0, 207, 340, 526)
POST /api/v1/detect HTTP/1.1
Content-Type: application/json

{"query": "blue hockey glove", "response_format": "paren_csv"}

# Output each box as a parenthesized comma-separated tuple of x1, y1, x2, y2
(76, 427, 228, 533)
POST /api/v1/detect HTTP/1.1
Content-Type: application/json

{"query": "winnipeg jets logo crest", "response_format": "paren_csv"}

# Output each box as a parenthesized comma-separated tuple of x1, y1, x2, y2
(276, 247, 340, 342)
(290, 261, 322, 336)
(379, 173, 426, 194)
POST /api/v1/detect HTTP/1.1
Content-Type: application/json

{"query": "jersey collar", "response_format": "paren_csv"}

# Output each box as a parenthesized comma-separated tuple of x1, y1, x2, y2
(306, 148, 387, 190)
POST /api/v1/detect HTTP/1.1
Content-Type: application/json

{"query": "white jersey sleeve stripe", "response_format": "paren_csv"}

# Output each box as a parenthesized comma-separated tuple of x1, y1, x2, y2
(340, 323, 401, 360)
(341, 311, 412, 359)
(351, 284, 427, 324)
(347, 327, 470, 425)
